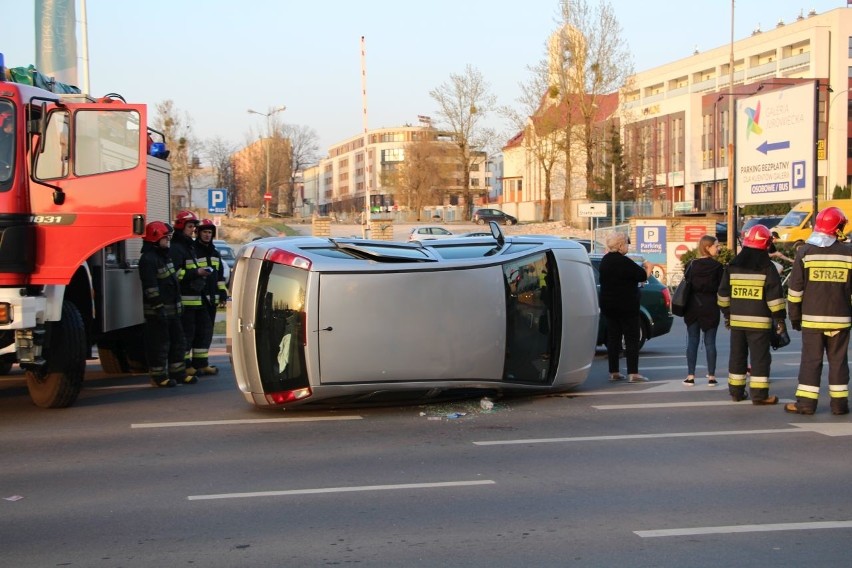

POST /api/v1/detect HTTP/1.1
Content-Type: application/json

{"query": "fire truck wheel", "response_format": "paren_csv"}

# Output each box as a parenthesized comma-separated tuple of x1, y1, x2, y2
(26, 301, 87, 408)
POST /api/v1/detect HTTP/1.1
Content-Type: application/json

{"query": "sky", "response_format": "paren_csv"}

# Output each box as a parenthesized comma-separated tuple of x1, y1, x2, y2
(2, 0, 848, 161)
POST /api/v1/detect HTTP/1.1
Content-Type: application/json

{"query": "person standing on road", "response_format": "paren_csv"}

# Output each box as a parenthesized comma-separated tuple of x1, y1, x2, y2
(682, 235, 724, 387)
(599, 231, 652, 383)
(169, 210, 216, 379)
(785, 207, 852, 416)
(191, 218, 229, 376)
(717, 224, 786, 405)
(137, 221, 195, 388)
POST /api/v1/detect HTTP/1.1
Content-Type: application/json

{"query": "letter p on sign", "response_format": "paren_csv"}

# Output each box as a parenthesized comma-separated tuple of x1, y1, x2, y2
(208, 188, 228, 214)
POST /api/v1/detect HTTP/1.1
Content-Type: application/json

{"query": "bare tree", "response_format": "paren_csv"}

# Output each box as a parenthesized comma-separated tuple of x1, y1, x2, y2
(550, 0, 634, 222)
(382, 134, 453, 221)
(503, 60, 564, 222)
(154, 100, 198, 211)
(429, 65, 497, 220)
(239, 113, 290, 214)
(204, 136, 237, 213)
(279, 124, 320, 215)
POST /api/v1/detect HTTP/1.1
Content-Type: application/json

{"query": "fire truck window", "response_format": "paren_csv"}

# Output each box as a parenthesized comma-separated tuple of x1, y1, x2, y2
(34, 110, 70, 180)
(74, 110, 140, 176)
(0, 101, 14, 187)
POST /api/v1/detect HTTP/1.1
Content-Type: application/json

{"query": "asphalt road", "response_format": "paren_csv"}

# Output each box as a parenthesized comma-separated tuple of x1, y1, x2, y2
(1, 319, 850, 567)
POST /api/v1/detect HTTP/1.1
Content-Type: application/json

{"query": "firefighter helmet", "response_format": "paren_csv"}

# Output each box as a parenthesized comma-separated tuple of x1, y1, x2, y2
(173, 210, 199, 230)
(144, 221, 173, 243)
(197, 218, 216, 238)
(813, 206, 848, 238)
(742, 224, 772, 250)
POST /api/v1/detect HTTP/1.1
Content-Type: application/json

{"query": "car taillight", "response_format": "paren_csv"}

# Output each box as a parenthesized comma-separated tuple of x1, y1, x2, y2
(661, 287, 672, 310)
(265, 248, 311, 270)
(265, 387, 312, 405)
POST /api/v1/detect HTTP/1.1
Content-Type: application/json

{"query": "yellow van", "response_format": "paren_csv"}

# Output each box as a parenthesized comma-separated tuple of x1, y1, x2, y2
(773, 199, 852, 249)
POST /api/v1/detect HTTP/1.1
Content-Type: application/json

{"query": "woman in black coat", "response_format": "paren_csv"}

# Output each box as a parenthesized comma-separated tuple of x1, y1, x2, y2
(599, 231, 652, 383)
(682, 235, 724, 386)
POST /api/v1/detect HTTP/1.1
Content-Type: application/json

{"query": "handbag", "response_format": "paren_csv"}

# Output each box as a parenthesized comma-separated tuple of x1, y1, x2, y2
(770, 320, 791, 350)
(671, 264, 692, 317)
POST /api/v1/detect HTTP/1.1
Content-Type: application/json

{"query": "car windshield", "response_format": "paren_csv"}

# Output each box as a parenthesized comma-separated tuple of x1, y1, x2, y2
(777, 210, 808, 228)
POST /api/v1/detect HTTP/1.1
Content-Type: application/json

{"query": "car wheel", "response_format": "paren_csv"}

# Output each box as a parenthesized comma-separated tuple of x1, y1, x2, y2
(476, 218, 485, 225)
(510, 219, 518, 225)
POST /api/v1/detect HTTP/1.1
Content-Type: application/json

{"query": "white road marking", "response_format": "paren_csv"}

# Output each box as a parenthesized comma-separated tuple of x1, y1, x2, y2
(187, 479, 496, 501)
(636, 520, 852, 537)
(575, 378, 795, 396)
(592, 400, 794, 410)
(473, 428, 803, 446)
(792, 423, 852, 437)
(131, 416, 363, 429)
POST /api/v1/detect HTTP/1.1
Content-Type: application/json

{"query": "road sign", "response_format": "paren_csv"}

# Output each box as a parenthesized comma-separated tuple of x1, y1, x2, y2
(208, 188, 228, 214)
(735, 82, 815, 205)
(263, 193, 272, 200)
(578, 203, 607, 218)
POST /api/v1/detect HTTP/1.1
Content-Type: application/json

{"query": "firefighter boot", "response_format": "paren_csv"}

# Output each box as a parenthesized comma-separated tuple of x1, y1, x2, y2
(784, 402, 816, 415)
(830, 398, 850, 416)
(729, 385, 748, 402)
(196, 365, 219, 376)
(176, 375, 198, 385)
(185, 365, 197, 377)
(151, 376, 176, 388)
(750, 388, 778, 405)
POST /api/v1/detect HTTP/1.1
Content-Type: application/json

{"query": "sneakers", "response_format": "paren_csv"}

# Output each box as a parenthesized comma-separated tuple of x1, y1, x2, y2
(682, 377, 695, 386)
(628, 374, 649, 383)
(609, 372, 626, 382)
(151, 377, 176, 388)
(752, 395, 778, 406)
(196, 365, 219, 376)
(707, 376, 718, 387)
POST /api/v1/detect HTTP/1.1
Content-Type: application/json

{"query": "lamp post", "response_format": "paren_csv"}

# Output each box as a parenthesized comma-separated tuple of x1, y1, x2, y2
(248, 105, 287, 218)
(827, 88, 849, 194)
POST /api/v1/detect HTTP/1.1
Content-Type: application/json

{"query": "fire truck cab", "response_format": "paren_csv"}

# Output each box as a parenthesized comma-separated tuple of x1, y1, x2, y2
(0, 53, 169, 407)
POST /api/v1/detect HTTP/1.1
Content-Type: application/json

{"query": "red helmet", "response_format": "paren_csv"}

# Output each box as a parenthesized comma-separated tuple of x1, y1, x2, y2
(742, 224, 772, 250)
(143, 221, 173, 243)
(173, 210, 199, 230)
(197, 218, 216, 238)
(813, 206, 848, 238)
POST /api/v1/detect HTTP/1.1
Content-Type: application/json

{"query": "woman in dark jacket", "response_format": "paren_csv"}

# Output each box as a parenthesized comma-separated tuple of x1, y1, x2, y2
(682, 235, 724, 386)
(600, 231, 652, 383)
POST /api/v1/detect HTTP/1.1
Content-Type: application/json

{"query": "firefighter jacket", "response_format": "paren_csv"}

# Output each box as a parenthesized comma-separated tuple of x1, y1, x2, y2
(168, 231, 209, 310)
(786, 240, 852, 331)
(717, 248, 786, 330)
(194, 239, 228, 304)
(138, 241, 182, 318)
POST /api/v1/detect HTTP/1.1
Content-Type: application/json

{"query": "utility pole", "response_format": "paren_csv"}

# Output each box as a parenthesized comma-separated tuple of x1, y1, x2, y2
(248, 106, 286, 218)
(360, 36, 372, 239)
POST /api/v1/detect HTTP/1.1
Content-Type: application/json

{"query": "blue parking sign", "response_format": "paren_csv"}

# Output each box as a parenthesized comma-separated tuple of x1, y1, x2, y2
(208, 188, 227, 214)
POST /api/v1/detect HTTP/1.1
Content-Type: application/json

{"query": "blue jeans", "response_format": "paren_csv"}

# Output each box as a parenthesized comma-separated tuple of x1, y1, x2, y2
(686, 321, 718, 376)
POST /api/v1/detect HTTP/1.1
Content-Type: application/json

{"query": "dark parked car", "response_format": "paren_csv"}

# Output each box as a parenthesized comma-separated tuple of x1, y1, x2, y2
(472, 208, 517, 225)
(589, 255, 673, 351)
(742, 215, 784, 233)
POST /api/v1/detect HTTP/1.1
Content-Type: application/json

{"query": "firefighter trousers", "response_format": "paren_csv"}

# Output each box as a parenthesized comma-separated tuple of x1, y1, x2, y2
(728, 328, 772, 402)
(144, 316, 186, 381)
(182, 307, 213, 370)
(795, 329, 850, 414)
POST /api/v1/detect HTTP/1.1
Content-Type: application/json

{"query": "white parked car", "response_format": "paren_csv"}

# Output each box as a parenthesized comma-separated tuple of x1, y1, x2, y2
(407, 226, 455, 241)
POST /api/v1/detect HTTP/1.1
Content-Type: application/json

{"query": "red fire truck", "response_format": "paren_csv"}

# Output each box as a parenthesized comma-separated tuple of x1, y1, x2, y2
(0, 54, 170, 407)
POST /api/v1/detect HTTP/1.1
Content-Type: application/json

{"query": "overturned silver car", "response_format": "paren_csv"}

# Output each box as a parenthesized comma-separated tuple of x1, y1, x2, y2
(227, 224, 598, 408)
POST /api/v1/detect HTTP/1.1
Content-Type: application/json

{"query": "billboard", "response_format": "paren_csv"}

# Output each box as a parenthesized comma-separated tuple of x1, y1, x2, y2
(735, 82, 815, 205)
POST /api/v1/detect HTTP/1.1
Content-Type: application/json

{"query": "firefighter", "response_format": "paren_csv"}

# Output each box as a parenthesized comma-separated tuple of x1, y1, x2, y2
(717, 224, 786, 405)
(192, 218, 229, 375)
(785, 206, 852, 415)
(138, 221, 196, 387)
(169, 209, 215, 377)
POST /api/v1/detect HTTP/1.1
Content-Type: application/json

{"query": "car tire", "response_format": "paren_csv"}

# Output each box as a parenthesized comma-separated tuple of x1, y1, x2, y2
(476, 218, 485, 225)
(620, 320, 648, 352)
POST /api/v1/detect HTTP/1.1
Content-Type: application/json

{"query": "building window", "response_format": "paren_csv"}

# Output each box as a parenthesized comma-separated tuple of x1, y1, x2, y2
(848, 37, 852, 58)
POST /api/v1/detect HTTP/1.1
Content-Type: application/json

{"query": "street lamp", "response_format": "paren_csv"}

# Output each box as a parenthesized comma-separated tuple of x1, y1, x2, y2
(827, 87, 849, 193)
(248, 105, 287, 217)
